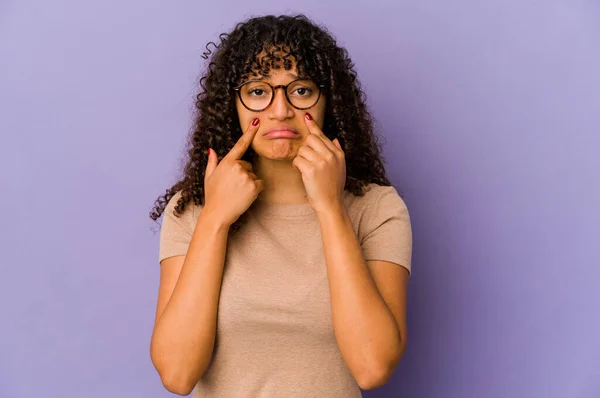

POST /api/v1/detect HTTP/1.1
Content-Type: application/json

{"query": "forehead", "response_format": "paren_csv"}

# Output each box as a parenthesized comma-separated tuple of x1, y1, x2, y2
(246, 70, 302, 83)
(243, 47, 304, 80)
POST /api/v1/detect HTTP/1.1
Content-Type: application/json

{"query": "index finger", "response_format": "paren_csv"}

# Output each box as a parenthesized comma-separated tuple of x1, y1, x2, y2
(224, 118, 260, 161)
(304, 113, 329, 140)
(304, 113, 338, 151)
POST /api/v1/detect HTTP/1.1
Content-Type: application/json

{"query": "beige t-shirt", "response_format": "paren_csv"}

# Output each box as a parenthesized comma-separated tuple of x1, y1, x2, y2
(158, 183, 412, 398)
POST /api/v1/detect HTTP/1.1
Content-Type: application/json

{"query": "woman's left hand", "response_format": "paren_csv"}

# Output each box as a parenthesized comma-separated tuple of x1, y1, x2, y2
(293, 113, 347, 214)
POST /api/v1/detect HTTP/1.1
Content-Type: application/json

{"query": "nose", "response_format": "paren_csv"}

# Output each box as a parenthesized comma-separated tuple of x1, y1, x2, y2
(267, 87, 295, 120)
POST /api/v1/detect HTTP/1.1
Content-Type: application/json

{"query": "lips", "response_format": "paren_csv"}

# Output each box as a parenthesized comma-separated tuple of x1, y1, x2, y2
(263, 130, 300, 139)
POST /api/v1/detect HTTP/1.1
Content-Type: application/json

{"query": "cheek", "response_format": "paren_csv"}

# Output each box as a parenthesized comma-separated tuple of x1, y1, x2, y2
(315, 112, 327, 130)
(235, 101, 245, 122)
(236, 100, 253, 125)
(315, 100, 327, 127)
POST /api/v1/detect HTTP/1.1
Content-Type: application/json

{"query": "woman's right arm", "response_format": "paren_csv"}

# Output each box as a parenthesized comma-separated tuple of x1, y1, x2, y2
(150, 118, 263, 395)
(150, 208, 230, 396)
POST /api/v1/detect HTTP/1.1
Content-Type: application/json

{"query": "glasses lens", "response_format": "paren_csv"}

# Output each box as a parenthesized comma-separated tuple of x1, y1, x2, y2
(239, 79, 321, 111)
(240, 82, 273, 111)
(287, 80, 320, 109)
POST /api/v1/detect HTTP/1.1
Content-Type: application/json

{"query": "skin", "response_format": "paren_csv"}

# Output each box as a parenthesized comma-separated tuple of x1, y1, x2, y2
(150, 62, 409, 395)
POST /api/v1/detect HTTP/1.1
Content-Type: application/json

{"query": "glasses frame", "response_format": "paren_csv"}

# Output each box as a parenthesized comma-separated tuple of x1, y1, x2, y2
(233, 78, 326, 112)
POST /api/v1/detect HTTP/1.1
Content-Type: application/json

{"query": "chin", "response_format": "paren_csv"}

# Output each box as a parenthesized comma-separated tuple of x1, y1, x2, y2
(260, 151, 297, 161)
(255, 140, 301, 160)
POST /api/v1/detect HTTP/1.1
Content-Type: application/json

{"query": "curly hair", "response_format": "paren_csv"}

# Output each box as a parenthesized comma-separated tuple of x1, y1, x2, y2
(149, 13, 397, 233)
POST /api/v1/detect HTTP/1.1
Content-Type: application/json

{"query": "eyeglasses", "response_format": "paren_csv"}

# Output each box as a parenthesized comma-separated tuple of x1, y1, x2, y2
(233, 78, 325, 112)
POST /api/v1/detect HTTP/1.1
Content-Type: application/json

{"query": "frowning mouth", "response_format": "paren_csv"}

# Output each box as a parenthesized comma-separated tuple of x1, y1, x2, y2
(263, 130, 300, 139)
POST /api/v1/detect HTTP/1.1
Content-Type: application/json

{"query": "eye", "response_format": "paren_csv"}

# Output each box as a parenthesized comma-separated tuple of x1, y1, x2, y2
(248, 88, 267, 97)
(292, 87, 313, 96)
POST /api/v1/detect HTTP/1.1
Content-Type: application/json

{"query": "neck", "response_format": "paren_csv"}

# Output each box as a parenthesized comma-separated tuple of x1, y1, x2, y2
(253, 155, 308, 204)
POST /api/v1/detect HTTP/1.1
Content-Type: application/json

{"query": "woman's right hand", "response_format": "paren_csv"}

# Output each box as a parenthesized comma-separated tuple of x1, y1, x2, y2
(203, 118, 265, 226)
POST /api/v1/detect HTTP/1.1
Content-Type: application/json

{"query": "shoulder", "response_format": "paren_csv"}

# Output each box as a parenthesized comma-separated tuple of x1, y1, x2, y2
(158, 190, 202, 263)
(345, 183, 408, 215)
(344, 183, 411, 239)
(162, 190, 203, 231)
(164, 190, 183, 210)
(348, 183, 413, 272)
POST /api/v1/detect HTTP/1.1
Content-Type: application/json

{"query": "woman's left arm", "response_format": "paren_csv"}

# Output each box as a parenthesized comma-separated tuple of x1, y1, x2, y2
(317, 207, 409, 390)
(293, 113, 409, 390)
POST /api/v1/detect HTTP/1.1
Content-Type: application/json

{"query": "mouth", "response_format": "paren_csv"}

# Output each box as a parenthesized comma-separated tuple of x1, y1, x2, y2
(263, 129, 300, 139)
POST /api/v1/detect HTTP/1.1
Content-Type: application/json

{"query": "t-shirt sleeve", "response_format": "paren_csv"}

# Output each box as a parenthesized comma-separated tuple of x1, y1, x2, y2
(360, 186, 413, 275)
(158, 191, 195, 264)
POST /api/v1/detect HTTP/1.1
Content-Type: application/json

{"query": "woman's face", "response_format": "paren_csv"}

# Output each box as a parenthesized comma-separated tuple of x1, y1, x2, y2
(235, 65, 327, 161)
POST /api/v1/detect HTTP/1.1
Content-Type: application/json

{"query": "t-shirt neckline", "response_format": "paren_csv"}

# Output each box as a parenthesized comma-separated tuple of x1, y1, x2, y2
(249, 197, 315, 217)
(249, 190, 351, 218)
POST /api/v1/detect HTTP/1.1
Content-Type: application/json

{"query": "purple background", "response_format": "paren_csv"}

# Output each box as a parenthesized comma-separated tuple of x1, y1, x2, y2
(1, 1, 599, 397)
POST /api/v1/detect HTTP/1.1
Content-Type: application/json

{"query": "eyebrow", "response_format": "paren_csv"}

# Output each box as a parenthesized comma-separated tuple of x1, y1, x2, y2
(252, 72, 302, 81)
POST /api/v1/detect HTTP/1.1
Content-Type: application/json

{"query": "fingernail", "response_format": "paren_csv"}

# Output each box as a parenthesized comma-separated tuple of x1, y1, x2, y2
(207, 148, 211, 156)
(305, 113, 313, 121)
(252, 118, 260, 126)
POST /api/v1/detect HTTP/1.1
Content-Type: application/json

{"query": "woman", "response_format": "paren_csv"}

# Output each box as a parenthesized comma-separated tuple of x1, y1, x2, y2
(149, 14, 412, 397)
